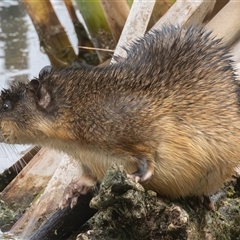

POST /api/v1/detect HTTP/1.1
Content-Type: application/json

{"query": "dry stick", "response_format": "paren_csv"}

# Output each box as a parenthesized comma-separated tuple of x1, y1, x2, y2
(78, 46, 114, 53)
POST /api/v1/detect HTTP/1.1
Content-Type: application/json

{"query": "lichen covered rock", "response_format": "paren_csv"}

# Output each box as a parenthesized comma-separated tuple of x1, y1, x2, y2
(76, 164, 240, 240)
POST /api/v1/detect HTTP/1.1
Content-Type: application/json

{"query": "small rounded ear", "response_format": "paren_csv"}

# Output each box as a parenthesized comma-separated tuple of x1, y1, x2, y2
(29, 79, 51, 110)
(39, 65, 53, 78)
(38, 85, 51, 110)
(29, 79, 40, 94)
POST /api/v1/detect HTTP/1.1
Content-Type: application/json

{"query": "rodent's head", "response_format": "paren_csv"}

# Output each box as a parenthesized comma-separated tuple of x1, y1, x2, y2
(0, 66, 64, 145)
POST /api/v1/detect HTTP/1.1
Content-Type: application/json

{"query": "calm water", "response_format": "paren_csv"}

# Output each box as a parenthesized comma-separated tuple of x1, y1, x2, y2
(0, 0, 78, 172)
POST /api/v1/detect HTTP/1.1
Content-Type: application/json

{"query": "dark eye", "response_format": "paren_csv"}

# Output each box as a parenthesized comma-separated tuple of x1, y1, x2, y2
(2, 101, 12, 111)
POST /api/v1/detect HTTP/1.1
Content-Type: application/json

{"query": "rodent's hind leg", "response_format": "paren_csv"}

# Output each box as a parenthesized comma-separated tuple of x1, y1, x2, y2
(127, 157, 154, 183)
(203, 195, 215, 211)
(59, 174, 96, 209)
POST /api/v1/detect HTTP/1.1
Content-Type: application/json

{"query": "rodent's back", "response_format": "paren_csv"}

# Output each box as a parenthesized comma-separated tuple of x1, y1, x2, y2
(116, 26, 239, 135)
(114, 26, 238, 123)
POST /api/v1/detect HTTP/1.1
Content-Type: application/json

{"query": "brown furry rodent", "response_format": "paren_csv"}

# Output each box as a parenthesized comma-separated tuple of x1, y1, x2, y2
(0, 25, 240, 210)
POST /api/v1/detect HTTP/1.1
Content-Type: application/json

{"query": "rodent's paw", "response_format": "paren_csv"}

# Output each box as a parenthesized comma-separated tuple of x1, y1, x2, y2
(127, 158, 154, 183)
(59, 194, 78, 210)
(59, 185, 88, 209)
(127, 168, 153, 183)
(59, 176, 95, 209)
(203, 195, 215, 211)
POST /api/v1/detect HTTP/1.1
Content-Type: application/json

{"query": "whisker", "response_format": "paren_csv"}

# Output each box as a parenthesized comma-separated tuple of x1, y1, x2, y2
(11, 145, 41, 173)
(0, 144, 41, 191)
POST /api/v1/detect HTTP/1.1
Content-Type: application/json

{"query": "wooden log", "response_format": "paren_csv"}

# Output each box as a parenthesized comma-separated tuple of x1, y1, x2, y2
(100, 1, 130, 43)
(112, 0, 216, 62)
(29, 193, 97, 240)
(1, 148, 61, 208)
(22, 0, 77, 67)
(205, 0, 240, 46)
(152, 0, 216, 30)
(4, 148, 82, 239)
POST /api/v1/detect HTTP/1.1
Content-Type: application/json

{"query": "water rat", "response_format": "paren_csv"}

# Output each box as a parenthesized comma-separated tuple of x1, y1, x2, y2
(0, 25, 240, 210)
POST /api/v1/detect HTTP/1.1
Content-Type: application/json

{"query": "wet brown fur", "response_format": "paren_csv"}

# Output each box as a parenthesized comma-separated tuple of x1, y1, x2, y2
(0, 25, 240, 200)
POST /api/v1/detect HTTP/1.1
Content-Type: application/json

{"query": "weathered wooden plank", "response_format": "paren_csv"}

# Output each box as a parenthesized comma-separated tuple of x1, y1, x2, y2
(152, 0, 216, 29)
(112, 0, 216, 62)
(112, 0, 155, 62)
(5, 149, 82, 238)
(1, 148, 61, 206)
(206, 0, 240, 46)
